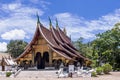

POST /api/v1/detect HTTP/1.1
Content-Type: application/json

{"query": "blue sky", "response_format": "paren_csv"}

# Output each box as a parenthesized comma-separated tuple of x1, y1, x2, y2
(0, 0, 120, 51)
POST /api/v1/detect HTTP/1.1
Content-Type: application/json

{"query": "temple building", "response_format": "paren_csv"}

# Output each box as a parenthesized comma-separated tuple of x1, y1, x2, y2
(16, 16, 88, 69)
(0, 53, 17, 71)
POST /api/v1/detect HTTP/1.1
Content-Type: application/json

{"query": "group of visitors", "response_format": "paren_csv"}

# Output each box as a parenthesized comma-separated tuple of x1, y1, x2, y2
(56, 61, 93, 78)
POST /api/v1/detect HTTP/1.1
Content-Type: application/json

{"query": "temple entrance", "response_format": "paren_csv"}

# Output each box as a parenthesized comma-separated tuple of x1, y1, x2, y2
(43, 52, 49, 67)
(35, 52, 42, 69)
(43, 52, 49, 62)
(35, 52, 49, 69)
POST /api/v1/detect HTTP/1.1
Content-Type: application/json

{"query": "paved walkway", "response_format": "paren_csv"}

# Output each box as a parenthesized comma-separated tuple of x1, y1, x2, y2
(16, 70, 57, 78)
(0, 70, 120, 80)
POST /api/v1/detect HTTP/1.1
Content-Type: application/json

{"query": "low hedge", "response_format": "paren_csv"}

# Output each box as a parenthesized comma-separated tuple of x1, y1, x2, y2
(96, 67, 103, 75)
(91, 71, 97, 77)
(102, 63, 112, 74)
(6, 72, 12, 77)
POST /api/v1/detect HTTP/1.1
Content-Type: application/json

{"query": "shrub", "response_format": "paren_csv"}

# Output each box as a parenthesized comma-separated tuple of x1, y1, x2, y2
(116, 68, 120, 71)
(102, 63, 112, 74)
(96, 67, 103, 75)
(91, 71, 97, 77)
(6, 72, 12, 77)
(91, 60, 97, 68)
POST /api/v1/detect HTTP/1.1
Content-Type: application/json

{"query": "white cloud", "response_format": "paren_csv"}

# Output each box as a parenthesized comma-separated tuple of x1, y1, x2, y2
(54, 9, 120, 40)
(0, 1, 44, 40)
(2, 3, 21, 11)
(1, 29, 26, 40)
(29, 0, 51, 9)
(54, 13, 96, 40)
(0, 42, 7, 52)
(1, 2, 44, 16)
(0, 1, 120, 42)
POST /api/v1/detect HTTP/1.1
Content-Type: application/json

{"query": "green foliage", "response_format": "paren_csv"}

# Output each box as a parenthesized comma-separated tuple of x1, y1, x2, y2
(96, 67, 103, 75)
(6, 72, 12, 77)
(116, 68, 120, 71)
(91, 71, 97, 77)
(91, 60, 97, 68)
(102, 63, 112, 74)
(73, 37, 93, 59)
(92, 23, 120, 69)
(73, 22, 120, 69)
(7, 40, 28, 58)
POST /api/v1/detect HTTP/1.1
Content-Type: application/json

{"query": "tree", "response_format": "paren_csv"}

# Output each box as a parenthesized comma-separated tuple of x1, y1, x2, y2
(73, 23, 120, 69)
(73, 37, 93, 59)
(92, 23, 120, 69)
(7, 40, 28, 58)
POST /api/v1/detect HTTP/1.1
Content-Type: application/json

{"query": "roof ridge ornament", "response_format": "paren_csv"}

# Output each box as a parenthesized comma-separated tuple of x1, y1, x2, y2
(63, 27, 67, 34)
(49, 17, 52, 29)
(56, 18, 59, 29)
(70, 35, 71, 41)
(36, 12, 40, 24)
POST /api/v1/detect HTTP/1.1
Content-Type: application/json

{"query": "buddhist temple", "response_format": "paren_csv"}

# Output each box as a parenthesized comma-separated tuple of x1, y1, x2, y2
(0, 53, 17, 71)
(16, 15, 88, 69)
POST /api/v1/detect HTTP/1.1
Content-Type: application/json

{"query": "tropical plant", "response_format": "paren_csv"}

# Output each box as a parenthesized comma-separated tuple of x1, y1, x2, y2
(73, 23, 120, 70)
(102, 63, 112, 74)
(96, 67, 103, 75)
(91, 71, 97, 77)
(91, 23, 120, 69)
(6, 72, 12, 77)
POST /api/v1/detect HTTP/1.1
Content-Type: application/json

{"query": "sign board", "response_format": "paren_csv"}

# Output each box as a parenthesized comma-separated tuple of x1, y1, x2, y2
(68, 65, 74, 73)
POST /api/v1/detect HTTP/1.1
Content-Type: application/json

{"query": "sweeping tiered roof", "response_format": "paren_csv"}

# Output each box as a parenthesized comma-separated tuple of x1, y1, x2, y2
(16, 16, 87, 61)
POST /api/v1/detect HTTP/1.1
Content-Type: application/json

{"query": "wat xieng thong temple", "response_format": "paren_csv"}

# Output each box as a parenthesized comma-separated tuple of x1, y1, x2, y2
(16, 15, 89, 69)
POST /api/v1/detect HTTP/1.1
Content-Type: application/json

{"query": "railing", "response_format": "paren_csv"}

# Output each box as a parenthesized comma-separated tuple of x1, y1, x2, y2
(12, 68, 22, 77)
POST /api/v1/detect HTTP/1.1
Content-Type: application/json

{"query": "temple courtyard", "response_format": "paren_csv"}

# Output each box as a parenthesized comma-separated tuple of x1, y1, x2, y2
(0, 70, 120, 80)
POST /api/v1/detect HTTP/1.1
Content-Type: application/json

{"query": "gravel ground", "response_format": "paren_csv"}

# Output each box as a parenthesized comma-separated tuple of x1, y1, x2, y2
(0, 70, 120, 80)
